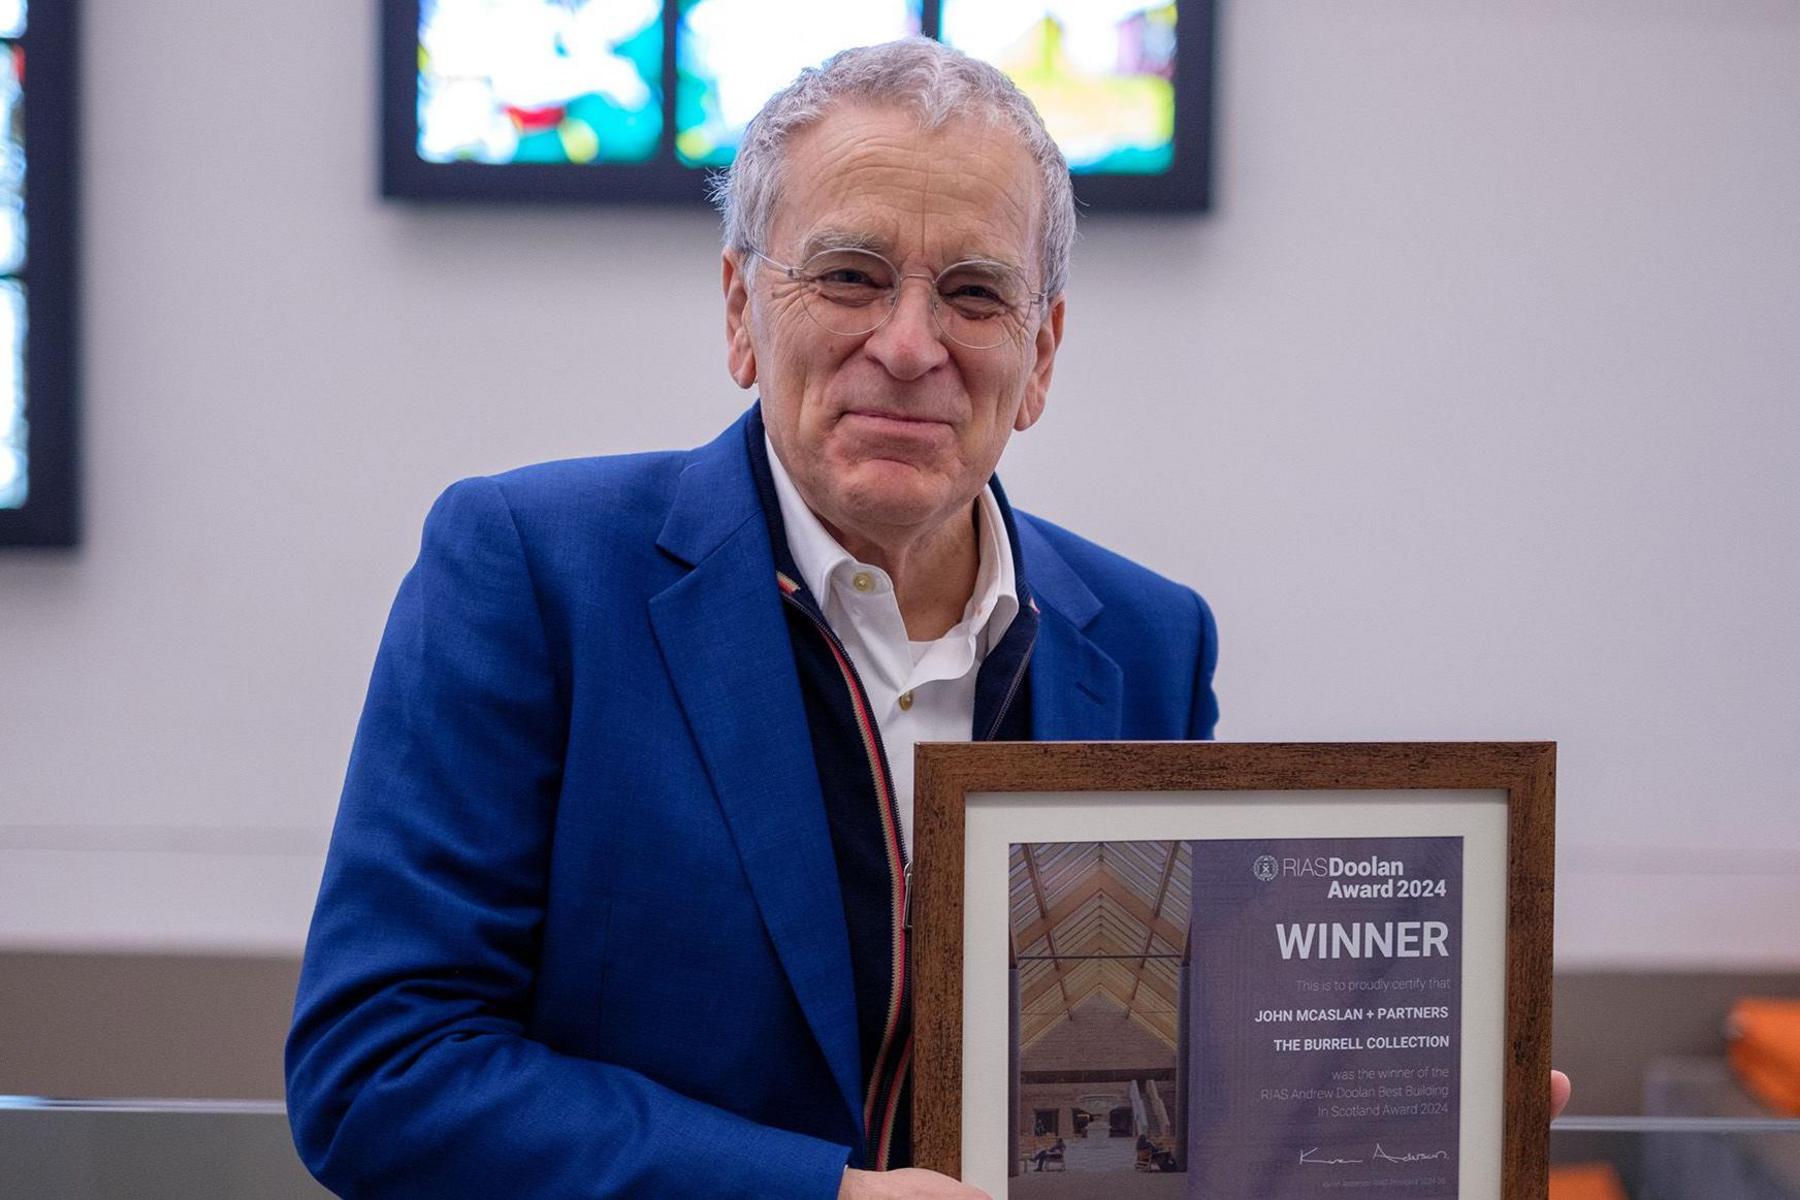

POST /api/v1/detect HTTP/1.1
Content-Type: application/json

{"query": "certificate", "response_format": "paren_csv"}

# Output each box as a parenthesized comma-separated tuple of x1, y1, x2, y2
(1189, 835, 1465, 1194)
(911, 743, 1555, 1200)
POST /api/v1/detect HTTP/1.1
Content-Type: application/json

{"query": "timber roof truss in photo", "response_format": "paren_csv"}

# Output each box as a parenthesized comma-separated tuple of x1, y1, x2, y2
(1010, 840, 1191, 1051)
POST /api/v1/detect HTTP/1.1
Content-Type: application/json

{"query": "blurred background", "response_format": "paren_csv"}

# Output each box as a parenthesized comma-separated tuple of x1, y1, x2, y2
(0, 1, 1796, 1196)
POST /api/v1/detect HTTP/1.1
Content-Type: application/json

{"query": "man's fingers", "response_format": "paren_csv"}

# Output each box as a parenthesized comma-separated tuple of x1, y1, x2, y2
(1550, 1069, 1572, 1119)
(840, 1167, 992, 1199)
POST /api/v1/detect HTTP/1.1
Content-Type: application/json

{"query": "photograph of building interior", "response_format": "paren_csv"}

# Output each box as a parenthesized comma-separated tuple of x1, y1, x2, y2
(1010, 841, 1190, 1197)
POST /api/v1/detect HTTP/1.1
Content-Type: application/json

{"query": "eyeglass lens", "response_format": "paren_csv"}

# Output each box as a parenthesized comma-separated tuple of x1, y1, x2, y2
(794, 249, 1034, 349)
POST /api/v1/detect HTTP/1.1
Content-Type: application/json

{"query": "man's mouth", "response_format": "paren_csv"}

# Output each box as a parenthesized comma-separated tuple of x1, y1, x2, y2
(841, 409, 953, 429)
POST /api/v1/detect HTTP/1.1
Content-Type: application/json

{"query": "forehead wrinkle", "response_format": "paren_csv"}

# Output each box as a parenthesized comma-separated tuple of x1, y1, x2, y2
(917, 136, 933, 274)
(775, 106, 1042, 277)
(909, 126, 1035, 271)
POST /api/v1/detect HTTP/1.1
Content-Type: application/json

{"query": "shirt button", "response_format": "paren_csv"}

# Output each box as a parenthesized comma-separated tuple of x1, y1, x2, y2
(897, 691, 915, 712)
(851, 571, 875, 593)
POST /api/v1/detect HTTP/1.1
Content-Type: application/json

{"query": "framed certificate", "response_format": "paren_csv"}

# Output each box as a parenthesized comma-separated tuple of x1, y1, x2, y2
(912, 742, 1555, 1200)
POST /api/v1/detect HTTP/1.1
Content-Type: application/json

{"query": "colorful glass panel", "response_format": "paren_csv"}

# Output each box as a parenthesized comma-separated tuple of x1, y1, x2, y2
(1, 43, 23, 275)
(0, 280, 24, 509)
(674, 0, 919, 167)
(417, 0, 663, 165)
(0, 29, 20, 511)
(939, 0, 1177, 174)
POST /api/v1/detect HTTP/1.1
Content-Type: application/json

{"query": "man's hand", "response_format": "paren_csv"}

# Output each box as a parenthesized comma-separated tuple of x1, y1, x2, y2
(1551, 1069, 1572, 1119)
(839, 1168, 991, 1199)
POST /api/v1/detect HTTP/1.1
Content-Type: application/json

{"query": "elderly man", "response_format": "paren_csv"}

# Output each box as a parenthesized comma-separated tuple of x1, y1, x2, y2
(287, 36, 1559, 1200)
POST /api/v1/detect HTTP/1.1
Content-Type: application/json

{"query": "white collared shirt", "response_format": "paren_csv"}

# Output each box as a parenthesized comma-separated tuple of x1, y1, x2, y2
(766, 435, 1019, 853)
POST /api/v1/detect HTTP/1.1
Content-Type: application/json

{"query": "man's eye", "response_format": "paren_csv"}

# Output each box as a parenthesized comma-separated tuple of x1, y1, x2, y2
(809, 269, 890, 307)
(942, 282, 1013, 317)
(817, 269, 881, 287)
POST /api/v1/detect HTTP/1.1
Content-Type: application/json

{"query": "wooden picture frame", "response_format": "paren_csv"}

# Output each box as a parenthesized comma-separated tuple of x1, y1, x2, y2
(913, 741, 1555, 1199)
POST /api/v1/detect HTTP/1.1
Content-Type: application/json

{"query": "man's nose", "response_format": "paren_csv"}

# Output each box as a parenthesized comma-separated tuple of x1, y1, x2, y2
(864, 274, 950, 379)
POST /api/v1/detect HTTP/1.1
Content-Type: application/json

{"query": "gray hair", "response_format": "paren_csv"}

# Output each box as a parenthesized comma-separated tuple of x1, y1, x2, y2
(711, 37, 1077, 299)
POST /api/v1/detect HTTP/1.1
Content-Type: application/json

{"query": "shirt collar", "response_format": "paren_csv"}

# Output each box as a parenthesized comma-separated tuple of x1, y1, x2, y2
(763, 433, 1018, 653)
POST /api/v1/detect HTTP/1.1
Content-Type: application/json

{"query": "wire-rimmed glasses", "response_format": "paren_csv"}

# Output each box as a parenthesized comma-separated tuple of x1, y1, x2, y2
(748, 246, 1047, 351)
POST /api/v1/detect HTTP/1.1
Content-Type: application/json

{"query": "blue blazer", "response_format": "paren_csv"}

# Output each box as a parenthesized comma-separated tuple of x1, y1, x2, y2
(286, 409, 1219, 1199)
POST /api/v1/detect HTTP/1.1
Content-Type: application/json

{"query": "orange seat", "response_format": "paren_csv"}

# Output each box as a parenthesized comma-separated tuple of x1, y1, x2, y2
(1728, 997, 1800, 1115)
(1547, 1162, 1628, 1200)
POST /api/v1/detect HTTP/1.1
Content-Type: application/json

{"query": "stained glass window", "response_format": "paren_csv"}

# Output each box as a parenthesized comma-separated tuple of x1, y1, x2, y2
(385, 1, 1212, 211)
(0, 0, 77, 545)
(0, 29, 24, 511)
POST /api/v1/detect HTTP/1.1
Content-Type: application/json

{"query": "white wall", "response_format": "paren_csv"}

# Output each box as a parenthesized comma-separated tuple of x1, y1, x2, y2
(1, 0, 1795, 966)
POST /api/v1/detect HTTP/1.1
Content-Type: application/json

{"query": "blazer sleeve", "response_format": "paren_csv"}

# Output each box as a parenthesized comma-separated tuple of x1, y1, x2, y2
(285, 477, 850, 1200)
(1188, 587, 1221, 740)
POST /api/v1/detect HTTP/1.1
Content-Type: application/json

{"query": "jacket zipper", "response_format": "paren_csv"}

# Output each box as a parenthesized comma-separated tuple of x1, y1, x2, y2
(776, 573, 1037, 1166)
(778, 580, 910, 1167)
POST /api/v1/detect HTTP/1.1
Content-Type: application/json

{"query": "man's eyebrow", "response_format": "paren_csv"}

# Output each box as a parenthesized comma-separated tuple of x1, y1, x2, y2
(937, 244, 1028, 273)
(798, 229, 891, 258)
(942, 253, 1029, 276)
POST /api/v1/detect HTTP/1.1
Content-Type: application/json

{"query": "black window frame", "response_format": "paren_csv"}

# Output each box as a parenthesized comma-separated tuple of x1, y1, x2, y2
(380, 0, 1214, 213)
(0, 0, 80, 548)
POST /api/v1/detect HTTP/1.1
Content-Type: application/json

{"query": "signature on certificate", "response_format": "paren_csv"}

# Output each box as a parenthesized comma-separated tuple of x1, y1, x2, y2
(1300, 1144, 1452, 1166)
(1298, 1147, 1364, 1165)
(1373, 1143, 1451, 1163)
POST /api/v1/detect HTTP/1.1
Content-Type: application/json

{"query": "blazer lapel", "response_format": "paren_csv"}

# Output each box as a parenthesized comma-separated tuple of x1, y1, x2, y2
(1016, 517, 1125, 740)
(649, 418, 864, 1138)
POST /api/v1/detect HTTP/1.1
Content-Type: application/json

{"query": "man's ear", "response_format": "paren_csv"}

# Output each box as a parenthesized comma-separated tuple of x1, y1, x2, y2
(1015, 294, 1065, 432)
(723, 250, 757, 389)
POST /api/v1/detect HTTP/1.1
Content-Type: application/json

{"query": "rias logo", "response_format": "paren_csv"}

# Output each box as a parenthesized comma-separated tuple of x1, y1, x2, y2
(1252, 855, 1279, 882)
